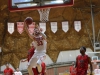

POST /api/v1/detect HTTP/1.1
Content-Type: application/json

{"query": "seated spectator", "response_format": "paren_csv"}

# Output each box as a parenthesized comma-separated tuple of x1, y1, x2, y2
(94, 65, 100, 75)
(4, 63, 14, 75)
(69, 62, 76, 75)
(14, 68, 22, 75)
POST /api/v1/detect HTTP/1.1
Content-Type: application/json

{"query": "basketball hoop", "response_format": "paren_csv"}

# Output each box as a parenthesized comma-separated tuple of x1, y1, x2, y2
(38, 8, 50, 22)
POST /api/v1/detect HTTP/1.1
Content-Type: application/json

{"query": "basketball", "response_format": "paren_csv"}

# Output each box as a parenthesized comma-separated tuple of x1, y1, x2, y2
(24, 17, 33, 25)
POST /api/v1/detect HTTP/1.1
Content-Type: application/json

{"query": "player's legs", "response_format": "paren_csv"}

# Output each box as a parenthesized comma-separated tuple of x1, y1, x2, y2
(36, 54, 46, 73)
(35, 52, 46, 73)
(28, 52, 46, 75)
(28, 65, 34, 75)
(28, 56, 38, 75)
(37, 58, 42, 73)
(40, 55, 46, 61)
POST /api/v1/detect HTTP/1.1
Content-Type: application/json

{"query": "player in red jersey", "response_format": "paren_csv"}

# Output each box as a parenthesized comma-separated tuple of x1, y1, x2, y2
(75, 46, 93, 75)
(4, 64, 14, 75)
(22, 43, 39, 75)
(28, 43, 39, 75)
(27, 43, 35, 62)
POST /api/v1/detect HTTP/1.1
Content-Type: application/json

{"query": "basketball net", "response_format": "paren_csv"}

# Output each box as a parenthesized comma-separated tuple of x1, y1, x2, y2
(38, 8, 50, 22)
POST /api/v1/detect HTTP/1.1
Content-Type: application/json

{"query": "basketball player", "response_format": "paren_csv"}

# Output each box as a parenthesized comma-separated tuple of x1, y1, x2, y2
(21, 43, 35, 62)
(24, 18, 47, 75)
(27, 43, 35, 62)
(75, 46, 93, 75)
(22, 42, 46, 75)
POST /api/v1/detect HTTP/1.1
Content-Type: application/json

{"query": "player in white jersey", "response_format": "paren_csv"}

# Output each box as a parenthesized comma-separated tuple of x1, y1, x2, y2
(24, 21, 47, 75)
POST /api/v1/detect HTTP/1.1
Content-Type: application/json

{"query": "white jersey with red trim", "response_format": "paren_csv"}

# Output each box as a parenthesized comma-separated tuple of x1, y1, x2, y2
(33, 35, 47, 53)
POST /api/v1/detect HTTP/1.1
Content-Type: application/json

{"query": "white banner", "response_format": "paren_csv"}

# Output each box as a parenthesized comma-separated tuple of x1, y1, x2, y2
(74, 21, 81, 32)
(8, 23, 14, 34)
(17, 22, 24, 34)
(62, 21, 69, 32)
(28, 23, 35, 35)
(39, 23, 46, 33)
(51, 22, 57, 33)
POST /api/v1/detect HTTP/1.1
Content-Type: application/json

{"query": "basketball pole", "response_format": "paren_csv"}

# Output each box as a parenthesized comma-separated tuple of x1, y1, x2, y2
(90, 0, 95, 52)
(0, 56, 1, 73)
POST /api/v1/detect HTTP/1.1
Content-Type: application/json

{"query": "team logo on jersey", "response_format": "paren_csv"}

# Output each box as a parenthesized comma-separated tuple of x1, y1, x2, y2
(79, 60, 84, 67)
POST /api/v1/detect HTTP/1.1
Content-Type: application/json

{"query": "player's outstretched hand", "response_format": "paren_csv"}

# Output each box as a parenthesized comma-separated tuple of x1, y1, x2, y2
(21, 59, 27, 62)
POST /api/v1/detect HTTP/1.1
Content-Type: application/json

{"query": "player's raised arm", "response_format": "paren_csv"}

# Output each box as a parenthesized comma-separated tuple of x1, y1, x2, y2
(24, 17, 35, 40)
(41, 32, 47, 41)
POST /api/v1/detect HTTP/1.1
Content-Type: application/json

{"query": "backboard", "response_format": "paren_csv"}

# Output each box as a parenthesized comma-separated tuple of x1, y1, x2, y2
(86, 52, 100, 63)
(8, 0, 74, 12)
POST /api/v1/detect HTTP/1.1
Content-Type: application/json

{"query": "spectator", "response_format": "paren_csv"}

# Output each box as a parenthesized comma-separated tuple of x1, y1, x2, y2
(69, 62, 76, 75)
(14, 68, 22, 75)
(94, 65, 100, 75)
(4, 63, 14, 75)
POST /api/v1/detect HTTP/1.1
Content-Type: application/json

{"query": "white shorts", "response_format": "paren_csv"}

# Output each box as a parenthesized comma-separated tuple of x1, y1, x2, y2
(28, 52, 46, 67)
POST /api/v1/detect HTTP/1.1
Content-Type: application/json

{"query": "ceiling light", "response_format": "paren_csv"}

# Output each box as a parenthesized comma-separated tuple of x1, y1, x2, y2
(44, 1, 64, 5)
(17, 3, 37, 8)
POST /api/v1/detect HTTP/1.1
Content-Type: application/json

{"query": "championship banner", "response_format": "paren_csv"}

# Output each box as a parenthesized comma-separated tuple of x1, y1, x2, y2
(74, 21, 81, 32)
(39, 23, 46, 33)
(51, 22, 57, 33)
(8, 23, 14, 34)
(28, 23, 35, 35)
(17, 22, 24, 34)
(62, 21, 69, 32)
